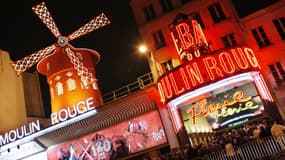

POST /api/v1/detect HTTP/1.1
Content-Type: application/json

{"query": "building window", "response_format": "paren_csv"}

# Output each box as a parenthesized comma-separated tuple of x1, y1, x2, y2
(192, 13, 205, 29)
(56, 82, 64, 96)
(152, 30, 166, 49)
(144, 5, 156, 21)
(269, 62, 285, 85)
(273, 17, 285, 40)
(208, 2, 226, 23)
(161, 60, 174, 72)
(251, 26, 271, 48)
(67, 78, 76, 91)
(160, 0, 173, 13)
(221, 33, 237, 48)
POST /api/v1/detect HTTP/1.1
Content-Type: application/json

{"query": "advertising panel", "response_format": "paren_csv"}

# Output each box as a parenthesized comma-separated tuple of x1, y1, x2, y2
(47, 110, 167, 160)
(180, 82, 264, 133)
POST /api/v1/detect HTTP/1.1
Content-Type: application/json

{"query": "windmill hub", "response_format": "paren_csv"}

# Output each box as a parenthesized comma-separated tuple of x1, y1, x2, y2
(57, 36, 68, 47)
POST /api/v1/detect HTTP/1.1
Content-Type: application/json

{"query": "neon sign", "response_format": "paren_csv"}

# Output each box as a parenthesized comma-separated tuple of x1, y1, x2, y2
(170, 19, 208, 60)
(50, 97, 96, 124)
(0, 120, 41, 146)
(186, 91, 259, 124)
(157, 46, 260, 103)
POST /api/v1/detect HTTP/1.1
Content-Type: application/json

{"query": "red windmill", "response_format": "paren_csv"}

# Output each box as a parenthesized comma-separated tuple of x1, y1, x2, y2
(10, 2, 111, 124)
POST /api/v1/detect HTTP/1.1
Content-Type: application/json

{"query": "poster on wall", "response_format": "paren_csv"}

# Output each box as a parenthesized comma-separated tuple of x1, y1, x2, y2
(47, 111, 167, 160)
(180, 82, 264, 133)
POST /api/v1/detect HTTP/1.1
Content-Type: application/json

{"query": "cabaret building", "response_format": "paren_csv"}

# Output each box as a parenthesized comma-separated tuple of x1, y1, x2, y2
(1, 0, 285, 160)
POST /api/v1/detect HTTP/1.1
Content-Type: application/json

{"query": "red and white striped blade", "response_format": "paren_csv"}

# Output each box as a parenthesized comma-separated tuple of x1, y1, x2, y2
(64, 46, 95, 88)
(32, 2, 61, 38)
(67, 13, 110, 41)
(10, 44, 56, 76)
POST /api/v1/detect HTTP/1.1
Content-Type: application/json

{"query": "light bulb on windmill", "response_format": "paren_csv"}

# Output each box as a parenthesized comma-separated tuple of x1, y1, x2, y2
(10, 2, 111, 124)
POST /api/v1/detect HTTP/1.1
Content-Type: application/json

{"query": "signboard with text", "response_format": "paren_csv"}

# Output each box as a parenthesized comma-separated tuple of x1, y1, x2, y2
(180, 82, 264, 132)
(157, 46, 260, 103)
(47, 111, 167, 160)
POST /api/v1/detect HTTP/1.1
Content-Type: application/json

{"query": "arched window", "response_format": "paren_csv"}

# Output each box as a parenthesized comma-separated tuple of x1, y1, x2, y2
(67, 78, 76, 91)
(56, 82, 63, 96)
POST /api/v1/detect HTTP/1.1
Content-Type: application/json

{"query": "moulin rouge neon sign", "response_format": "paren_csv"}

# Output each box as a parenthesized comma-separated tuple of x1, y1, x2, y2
(157, 46, 260, 103)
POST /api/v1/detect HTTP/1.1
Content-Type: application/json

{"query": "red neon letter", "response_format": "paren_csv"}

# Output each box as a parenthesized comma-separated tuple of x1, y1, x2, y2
(179, 68, 191, 90)
(244, 47, 260, 69)
(169, 72, 185, 95)
(231, 48, 249, 69)
(176, 23, 194, 50)
(171, 32, 182, 55)
(157, 82, 166, 103)
(192, 20, 208, 46)
(185, 63, 204, 86)
(203, 57, 224, 80)
(160, 77, 173, 99)
(219, 52, 235, 74)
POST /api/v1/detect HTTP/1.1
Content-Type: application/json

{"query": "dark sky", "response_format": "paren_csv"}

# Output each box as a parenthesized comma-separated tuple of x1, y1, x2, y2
(0, 0, 150, 95)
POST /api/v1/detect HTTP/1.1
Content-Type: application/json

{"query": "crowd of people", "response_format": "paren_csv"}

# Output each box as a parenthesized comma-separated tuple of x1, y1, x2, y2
(156, 118, 285, 160)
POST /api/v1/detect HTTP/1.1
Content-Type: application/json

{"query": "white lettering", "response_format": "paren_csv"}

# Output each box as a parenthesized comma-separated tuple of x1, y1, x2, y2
(59, 109, 68, 122)
(0, 120, 41, 146)
(77, 101, 86, 114)
(51, 97, 97, 125)
(86, 97, 95, 110)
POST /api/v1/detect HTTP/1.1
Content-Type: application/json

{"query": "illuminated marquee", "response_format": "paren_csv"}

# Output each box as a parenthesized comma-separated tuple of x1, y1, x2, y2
(157, 46, 260, 103)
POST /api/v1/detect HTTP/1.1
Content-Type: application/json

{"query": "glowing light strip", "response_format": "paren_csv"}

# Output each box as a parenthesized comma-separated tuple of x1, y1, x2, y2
(169, 72, 256, 106)
(0, 109, 97, 151)
(220, 112, 261, 127)
(168, 103, 182, 132)
(253, 73, 273, 101)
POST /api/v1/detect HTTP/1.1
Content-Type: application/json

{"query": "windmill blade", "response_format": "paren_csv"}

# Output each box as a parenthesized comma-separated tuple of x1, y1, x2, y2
(67, 13, 111, 41)
(32, 2, 62, 38)
(64, 47, 96, 88)
(11, 45, 56, 76)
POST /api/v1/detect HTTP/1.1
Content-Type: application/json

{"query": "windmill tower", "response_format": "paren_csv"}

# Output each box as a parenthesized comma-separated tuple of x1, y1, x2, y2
(11, 2, 110, 123)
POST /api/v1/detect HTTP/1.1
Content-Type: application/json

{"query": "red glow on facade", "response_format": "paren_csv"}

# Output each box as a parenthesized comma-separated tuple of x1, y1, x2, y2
(157, 46, 261, 103)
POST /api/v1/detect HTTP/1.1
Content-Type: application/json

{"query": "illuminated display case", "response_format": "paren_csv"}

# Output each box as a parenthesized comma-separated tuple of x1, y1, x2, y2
(47, 110, 167, 160)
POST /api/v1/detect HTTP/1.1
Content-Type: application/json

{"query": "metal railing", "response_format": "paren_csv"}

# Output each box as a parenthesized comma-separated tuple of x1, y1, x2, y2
(207, 135, 285, 160)
(102, 72, 154, 103)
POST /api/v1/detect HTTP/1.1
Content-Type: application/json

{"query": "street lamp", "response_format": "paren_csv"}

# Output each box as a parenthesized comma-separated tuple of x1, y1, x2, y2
(138, 44, 159, 81)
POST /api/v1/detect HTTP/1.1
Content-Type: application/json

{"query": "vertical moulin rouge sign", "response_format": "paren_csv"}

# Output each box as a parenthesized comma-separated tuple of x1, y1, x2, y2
(170, 17, 209, 61)
(47, 111, 167, 160)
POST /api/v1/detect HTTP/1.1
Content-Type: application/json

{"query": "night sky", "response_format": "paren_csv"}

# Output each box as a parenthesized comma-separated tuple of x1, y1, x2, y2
(0, 1, 150, 108)
(0, 0, 152, 117)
